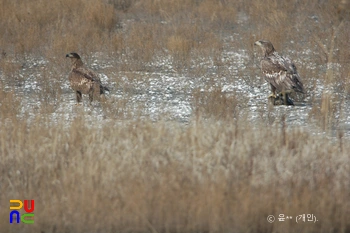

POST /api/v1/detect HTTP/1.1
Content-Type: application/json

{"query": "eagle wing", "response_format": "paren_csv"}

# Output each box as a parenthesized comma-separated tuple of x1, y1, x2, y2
(261, 54, 304, 93)
(68, 67, 101, 94)
(73, 67, 101, 83)
(72, 67, 109, 94)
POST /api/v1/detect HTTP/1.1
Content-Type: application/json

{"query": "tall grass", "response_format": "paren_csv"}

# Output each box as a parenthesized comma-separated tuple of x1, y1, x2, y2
(0, 0, 348, 71)
(1, 114, 349, 233)
(1, 0, 350, 232)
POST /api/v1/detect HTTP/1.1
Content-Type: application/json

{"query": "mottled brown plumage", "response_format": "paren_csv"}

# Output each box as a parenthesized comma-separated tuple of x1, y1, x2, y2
(66, 53, 109, 104)
(254, 40, 304, 105)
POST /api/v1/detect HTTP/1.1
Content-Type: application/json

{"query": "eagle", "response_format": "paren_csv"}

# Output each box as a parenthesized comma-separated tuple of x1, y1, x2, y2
(254, 40, 304, 105)
(66, 52, 109, 104)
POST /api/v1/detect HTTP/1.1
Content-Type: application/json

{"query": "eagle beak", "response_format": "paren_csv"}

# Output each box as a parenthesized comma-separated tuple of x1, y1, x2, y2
(254, 41, 261, 46)
(66, 54, 70, 58)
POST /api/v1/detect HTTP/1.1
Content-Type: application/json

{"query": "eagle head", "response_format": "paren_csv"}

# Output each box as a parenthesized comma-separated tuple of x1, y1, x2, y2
(254, 40, 275, 56)
(66, 52, 81, 59)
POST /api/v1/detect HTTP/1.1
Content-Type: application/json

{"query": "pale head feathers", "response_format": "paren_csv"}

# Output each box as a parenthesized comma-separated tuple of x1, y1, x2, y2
(254, 40, 276, 57)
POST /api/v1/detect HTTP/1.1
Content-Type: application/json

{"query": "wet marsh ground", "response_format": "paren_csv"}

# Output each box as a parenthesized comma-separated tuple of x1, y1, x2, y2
(1, 0, 350, 232)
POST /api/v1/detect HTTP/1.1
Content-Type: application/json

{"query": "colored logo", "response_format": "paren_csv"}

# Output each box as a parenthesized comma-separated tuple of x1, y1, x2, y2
(9, 200, 35, 224)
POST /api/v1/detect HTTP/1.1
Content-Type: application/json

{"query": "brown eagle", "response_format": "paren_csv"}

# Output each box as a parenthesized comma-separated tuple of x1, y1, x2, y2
(254, 40, 304, 105)
(66, 52, 109, 104)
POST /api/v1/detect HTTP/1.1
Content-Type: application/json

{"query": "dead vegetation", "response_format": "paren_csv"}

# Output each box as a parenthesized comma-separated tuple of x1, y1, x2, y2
(1, 0, 350, 232)
(1, 116, 349, 233)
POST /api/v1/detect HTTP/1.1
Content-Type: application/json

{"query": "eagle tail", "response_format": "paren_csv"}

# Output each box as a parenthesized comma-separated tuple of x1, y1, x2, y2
(289, 73, 305, 94)
(294, 78, 305, 94)
(99, 85, 110, 95)
(104, 86, 110, 92)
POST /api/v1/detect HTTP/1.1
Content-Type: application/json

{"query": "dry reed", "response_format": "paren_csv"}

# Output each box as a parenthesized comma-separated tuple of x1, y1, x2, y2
(1, 0, 350, 232)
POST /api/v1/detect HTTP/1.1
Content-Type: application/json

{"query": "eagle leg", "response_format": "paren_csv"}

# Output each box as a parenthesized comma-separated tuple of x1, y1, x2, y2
(279, 91, 294, 106)
(268, 93, 277, 99)
(89, 93, 94, 103)
(278, 90, 293, 95)
(76, 91, 82, 103)
(268, 84, 277, 99)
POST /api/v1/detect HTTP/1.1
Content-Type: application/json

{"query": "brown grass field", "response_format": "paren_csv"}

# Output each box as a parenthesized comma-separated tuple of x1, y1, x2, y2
(1, 0, 350, 233)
